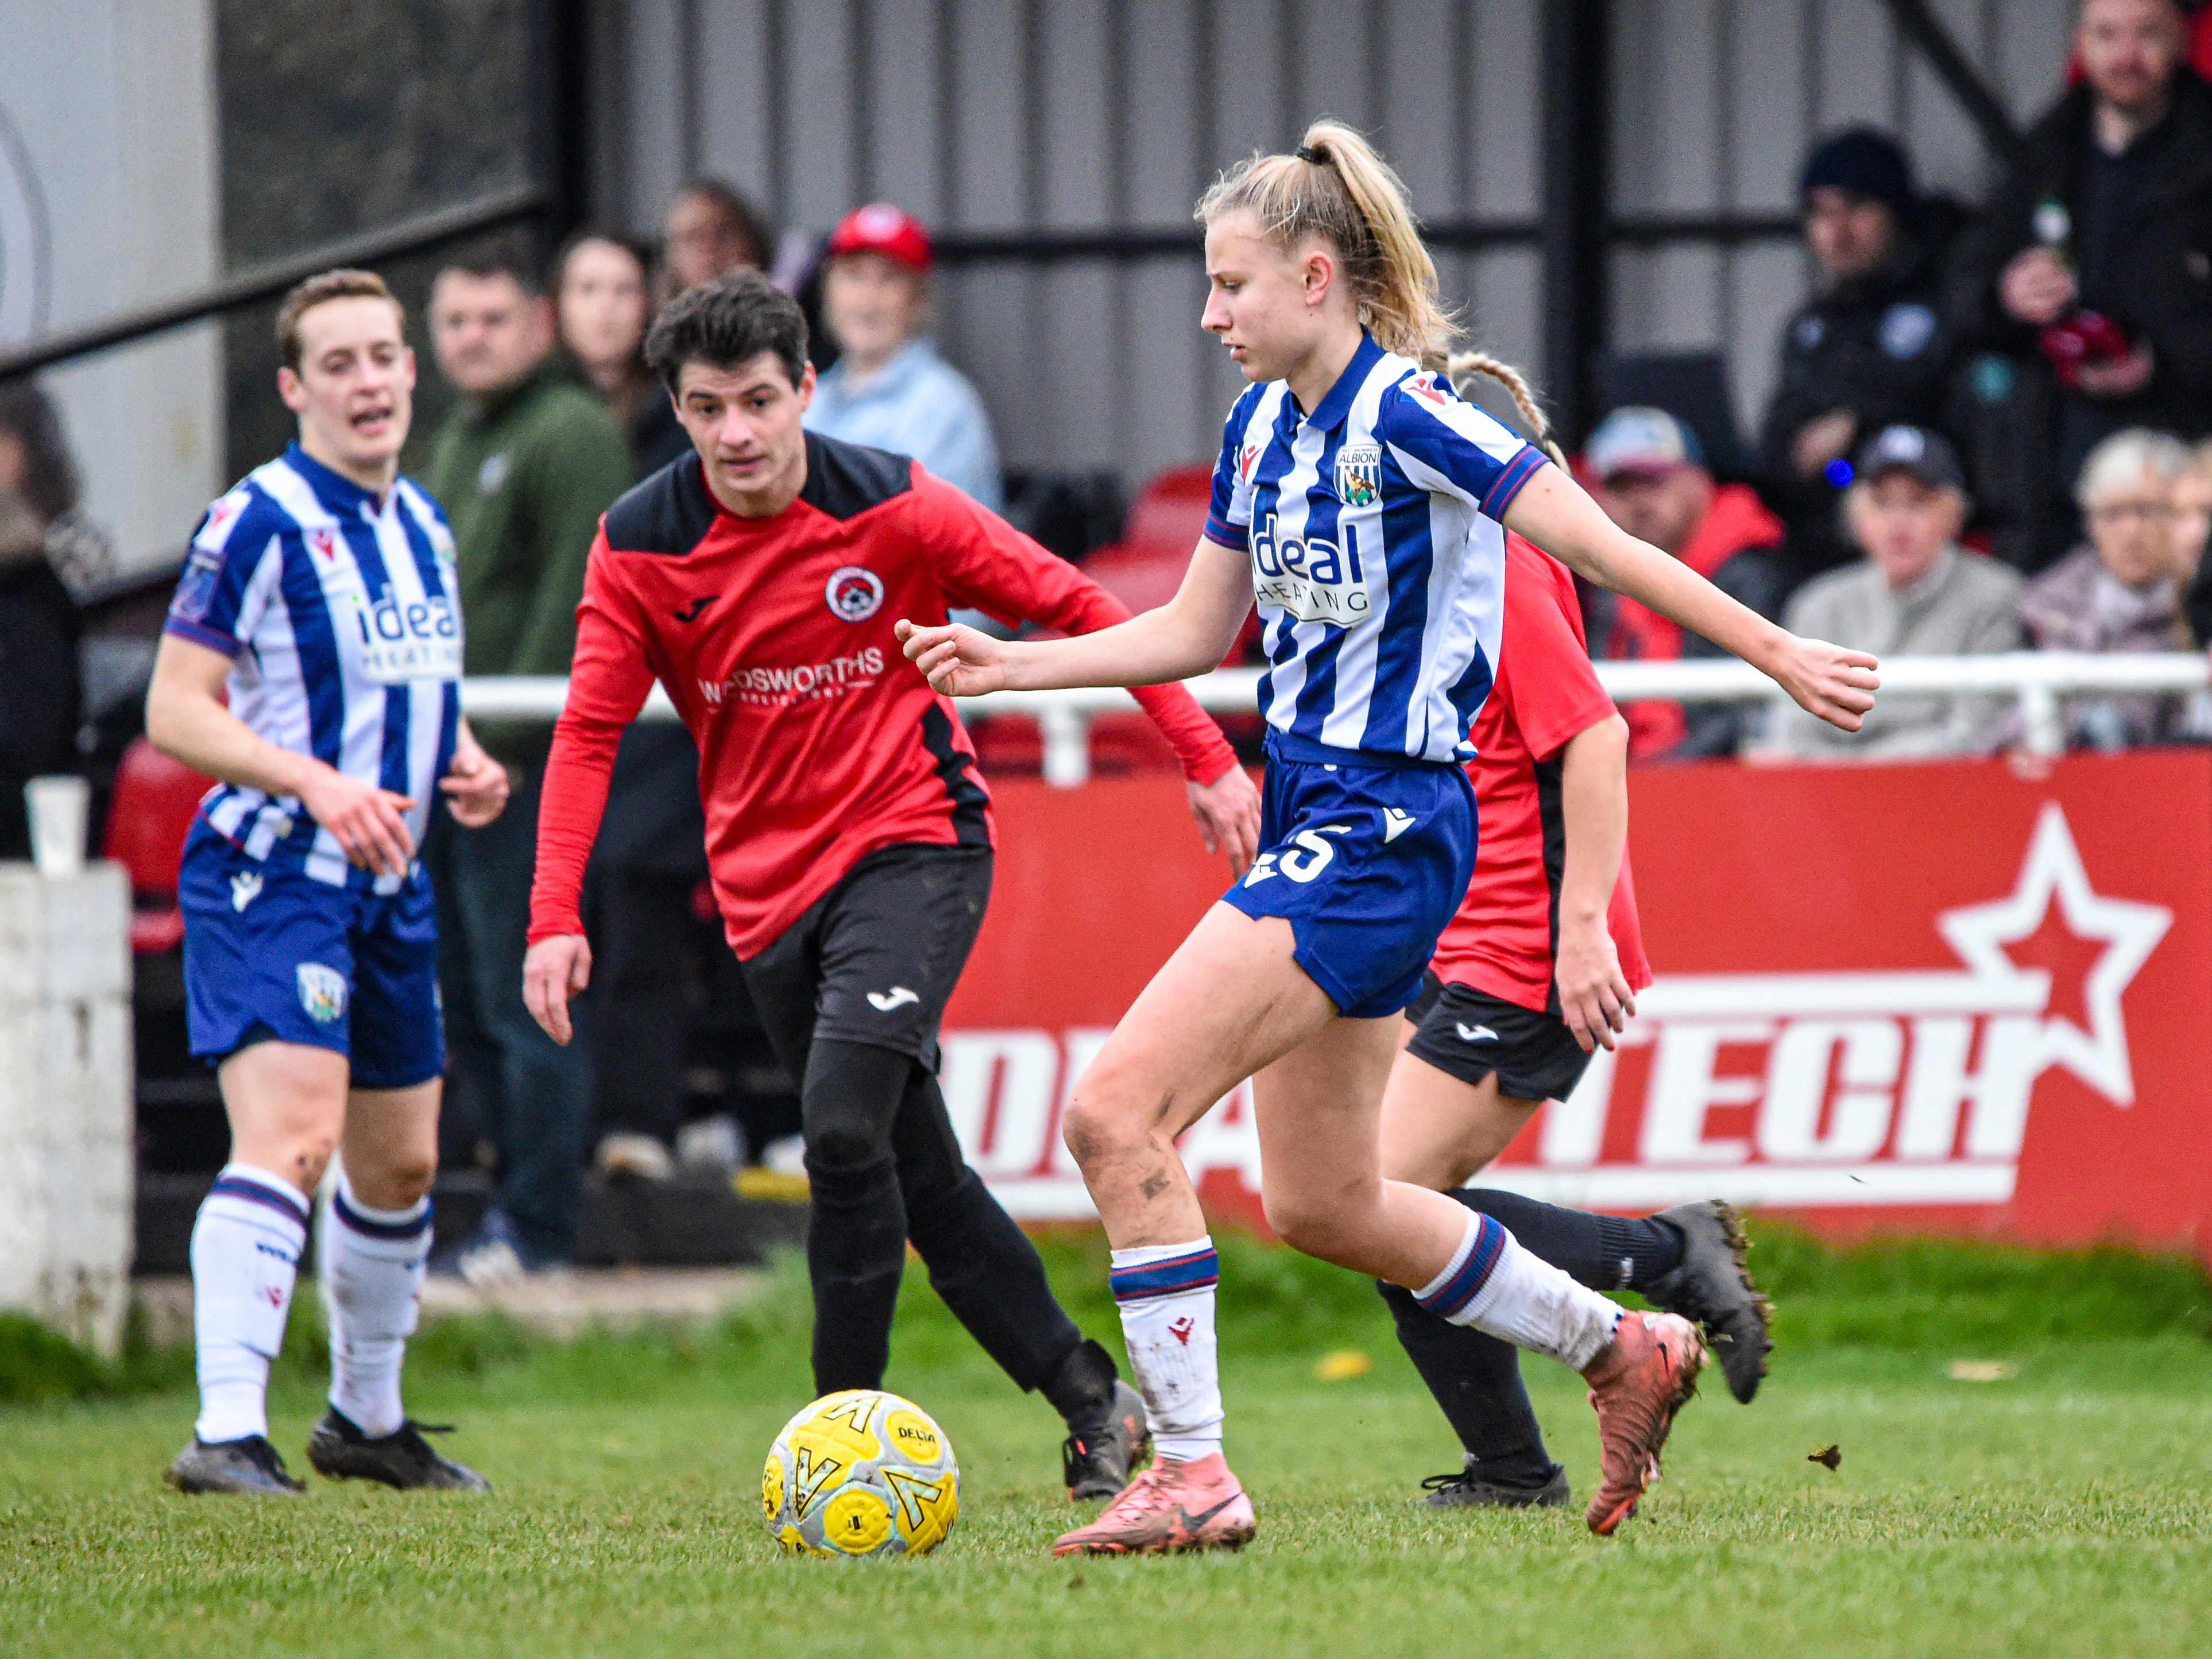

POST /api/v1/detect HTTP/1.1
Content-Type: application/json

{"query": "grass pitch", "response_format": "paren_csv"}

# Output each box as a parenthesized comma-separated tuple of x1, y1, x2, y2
(3, 1231, 2210, 1659)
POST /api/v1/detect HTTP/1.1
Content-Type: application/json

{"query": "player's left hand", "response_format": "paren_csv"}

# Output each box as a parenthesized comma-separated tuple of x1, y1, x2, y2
(1556, 915, 1634, 1054)
(1770, 635, 1880, 732)
(1185, 763, 1261, 875)
(440, 739, 510, 827)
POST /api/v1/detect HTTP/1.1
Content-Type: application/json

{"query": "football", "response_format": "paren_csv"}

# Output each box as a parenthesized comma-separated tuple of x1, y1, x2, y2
(762, 1389, 961, 1558)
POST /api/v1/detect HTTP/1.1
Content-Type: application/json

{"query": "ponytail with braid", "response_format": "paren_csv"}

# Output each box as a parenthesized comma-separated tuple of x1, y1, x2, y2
(1445, 350, 1569, 469)
(1198, 119, 1456, 368)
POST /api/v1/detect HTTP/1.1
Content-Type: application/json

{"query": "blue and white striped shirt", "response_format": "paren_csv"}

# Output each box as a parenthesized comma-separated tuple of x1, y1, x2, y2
(165, 442, 463, 891)
(1205, 334, 1548, 764)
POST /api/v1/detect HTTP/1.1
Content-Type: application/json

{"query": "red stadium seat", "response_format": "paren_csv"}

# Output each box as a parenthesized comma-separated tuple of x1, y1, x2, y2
(103, 738, 213, 954)
(970, 464, 1275, 779)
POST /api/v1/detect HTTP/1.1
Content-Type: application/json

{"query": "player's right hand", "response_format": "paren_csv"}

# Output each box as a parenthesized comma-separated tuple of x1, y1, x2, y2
(297, 765, 416, 876)
(1772, 635, 1879, 732)
(1556, 915, 1634, 1054)
(895, 618, 1008, 697)
(2000, 246, 2076, 327)
(524, 934, 593, 1046)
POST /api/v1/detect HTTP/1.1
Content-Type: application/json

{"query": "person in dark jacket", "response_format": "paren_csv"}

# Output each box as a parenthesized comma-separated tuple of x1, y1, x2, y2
(1758, 128, 1966, 589)
(1947, 0, 2212, 548)
(555, 231, 693, 478)
(0, 383, 83, 860)
(423, 239, 637, 1277)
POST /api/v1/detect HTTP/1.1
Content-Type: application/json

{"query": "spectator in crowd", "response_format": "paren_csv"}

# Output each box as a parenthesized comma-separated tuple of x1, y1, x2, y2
(555, 230, 691, 477)
(1948, 0, 2212, 532)
(660, 178, 774, 296)
(423, 239, 637, 1279)
(2174, 437, 2212, 606)
(2021, 427, 2192, 747)
(804, 203, 1003, 512)
(0, 382, 86, 860)
(552, 227, 733, 1183)
(1764, 425, 2024, 759)
(1584, 407, 1787, 760)
(1758, 128, 1966, 587)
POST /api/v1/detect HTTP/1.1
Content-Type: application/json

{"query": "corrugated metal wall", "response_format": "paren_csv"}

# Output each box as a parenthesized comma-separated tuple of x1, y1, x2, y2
(609, 0, 2077, 486)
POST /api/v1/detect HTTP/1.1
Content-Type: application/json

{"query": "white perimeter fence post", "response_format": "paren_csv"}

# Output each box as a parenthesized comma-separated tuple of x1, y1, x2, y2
(0, 864, 134, 1355)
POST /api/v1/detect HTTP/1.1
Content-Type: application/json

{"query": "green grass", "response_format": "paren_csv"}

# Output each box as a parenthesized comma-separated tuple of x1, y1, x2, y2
(3, 1229, 2211, 1659)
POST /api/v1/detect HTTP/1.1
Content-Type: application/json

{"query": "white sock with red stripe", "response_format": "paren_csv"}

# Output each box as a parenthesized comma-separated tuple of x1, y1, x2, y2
(1416, 1209, 1620, 1371)
(1109, 1238, 1223, 1463)
(191, 1165, 311, 1444)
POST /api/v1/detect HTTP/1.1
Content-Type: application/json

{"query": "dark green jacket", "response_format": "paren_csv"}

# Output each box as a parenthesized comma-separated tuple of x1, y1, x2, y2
(426, 356, 632, 757)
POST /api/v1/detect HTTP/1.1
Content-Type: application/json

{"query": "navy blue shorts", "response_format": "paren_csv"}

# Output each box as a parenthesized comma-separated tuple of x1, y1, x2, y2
(179, 821, 445, 1089)
(1220, 733, 1476, 1019)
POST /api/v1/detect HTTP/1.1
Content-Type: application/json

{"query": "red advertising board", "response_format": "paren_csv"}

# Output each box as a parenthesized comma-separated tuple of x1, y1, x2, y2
(942, 753, 2212, 1266)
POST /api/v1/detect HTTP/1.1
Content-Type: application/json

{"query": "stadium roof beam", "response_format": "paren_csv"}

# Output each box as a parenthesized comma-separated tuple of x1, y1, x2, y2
(1877, 0, 2029, 165)
(0, 184, 546, 382)
(1541, 0, 1611, 450)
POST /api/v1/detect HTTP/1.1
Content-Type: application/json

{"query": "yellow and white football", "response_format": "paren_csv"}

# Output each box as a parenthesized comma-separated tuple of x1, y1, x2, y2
(762, 1389, 960, 1558)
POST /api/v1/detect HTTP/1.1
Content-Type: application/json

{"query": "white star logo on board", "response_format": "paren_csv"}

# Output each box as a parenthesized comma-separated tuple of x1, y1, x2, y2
(1936, 803, 2171, 1104)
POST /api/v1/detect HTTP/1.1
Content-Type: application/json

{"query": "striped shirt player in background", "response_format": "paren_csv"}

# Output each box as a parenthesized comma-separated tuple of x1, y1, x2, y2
(1378, 517, 1772, 1520)
(901, 121, 1880, 1553)
(146, 270, 510, 1496)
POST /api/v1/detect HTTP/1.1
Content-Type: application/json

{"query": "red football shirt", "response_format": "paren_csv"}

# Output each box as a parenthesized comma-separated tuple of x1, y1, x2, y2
(530, 437, 1238, 957)
(1429, 533, 1653, 1011)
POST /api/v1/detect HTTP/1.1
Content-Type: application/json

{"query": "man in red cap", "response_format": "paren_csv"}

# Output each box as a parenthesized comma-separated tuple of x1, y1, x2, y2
(805, 203, 1004, 511)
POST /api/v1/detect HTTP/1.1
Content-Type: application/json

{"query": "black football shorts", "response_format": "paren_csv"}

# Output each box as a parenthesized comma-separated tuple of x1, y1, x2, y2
(737, 842, 991, 1074)
(1402, 970, 1595, 1104)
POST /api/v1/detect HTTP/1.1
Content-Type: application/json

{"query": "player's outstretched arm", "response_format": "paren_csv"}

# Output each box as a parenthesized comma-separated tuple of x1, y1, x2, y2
(1503, 467, 1881, 732)
(1554, 711, 1635, 1055)
(897, 535, 1255, 697)
(145, 634, 416, 876)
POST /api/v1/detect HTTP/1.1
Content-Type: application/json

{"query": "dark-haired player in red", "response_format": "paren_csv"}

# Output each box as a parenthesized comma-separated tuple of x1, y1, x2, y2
(522, 271, 1259, 1501)
(1374, 532, 1772, 1529)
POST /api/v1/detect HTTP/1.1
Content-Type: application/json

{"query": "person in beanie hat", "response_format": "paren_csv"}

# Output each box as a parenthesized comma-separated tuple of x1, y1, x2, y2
(803, 202, 1004, 512)
(1756, 127, 1967, 590)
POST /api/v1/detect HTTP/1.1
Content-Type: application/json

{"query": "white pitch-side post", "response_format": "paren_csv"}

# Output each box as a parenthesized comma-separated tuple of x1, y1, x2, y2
(0, 864, 134, 1355)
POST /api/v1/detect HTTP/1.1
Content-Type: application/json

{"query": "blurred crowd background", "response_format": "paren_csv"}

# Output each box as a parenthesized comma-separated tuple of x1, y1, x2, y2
(6, 0, 2212, 1274)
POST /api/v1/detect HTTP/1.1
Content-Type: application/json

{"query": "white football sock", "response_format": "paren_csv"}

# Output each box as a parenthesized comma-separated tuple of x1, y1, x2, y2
(324, 1175, 431, 1438)
(191, 1164, 311, 1444)
(1109, 1238, 1223, 1462)
(1416, 1208, 1621, 1371)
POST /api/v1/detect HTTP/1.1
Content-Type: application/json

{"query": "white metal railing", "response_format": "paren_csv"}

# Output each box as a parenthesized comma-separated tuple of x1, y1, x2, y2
(460, 652, 2212, 785)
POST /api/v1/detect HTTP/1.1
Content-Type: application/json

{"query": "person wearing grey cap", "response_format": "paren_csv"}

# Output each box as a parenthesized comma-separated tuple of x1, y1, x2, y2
(1762, 425, 2024, 760)
(1757, 129, 1967, 588)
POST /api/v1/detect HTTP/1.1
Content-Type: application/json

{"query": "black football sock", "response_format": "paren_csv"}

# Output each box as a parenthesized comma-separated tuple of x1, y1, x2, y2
(799, 1040, 914, 1394)
(892, 1065, 1085, 1395)
(1039, 1338, 1120, 1432)
(1454, 1188, 1685, 1294)
(1377, 1279, 1556, 1487)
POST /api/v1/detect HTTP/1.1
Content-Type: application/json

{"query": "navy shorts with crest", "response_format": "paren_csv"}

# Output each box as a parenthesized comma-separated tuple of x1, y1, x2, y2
(1220, 732, 1476, 1019)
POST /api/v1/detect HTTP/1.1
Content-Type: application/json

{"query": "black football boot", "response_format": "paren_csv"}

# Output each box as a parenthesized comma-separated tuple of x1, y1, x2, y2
(305, 1409, 491, 1491)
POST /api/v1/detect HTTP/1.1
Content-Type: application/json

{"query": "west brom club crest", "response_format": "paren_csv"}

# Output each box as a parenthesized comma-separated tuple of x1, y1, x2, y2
(1334, 443, 1381, 507)
(296, 961, 347, 1024)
